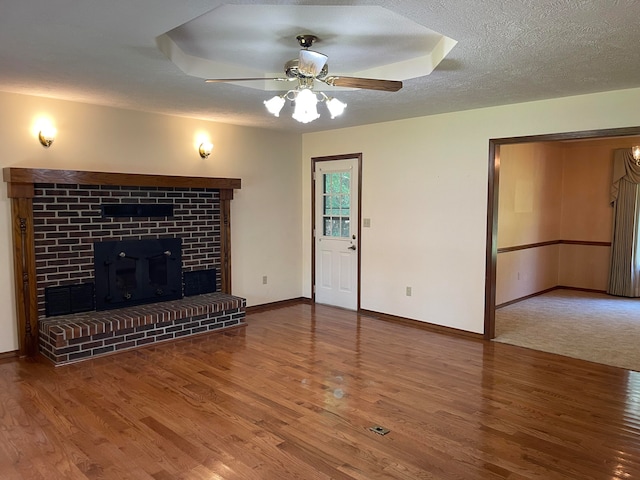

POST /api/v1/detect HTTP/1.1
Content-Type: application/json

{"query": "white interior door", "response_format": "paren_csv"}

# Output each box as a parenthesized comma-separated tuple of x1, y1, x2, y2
(314, 158, 359, 310)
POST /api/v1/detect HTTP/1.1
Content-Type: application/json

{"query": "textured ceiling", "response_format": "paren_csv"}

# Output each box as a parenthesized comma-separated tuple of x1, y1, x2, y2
(1, 0, 639, 133)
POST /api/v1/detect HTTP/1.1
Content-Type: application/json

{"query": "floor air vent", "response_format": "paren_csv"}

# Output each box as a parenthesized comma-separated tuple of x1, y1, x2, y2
(369, 425, 390, 436)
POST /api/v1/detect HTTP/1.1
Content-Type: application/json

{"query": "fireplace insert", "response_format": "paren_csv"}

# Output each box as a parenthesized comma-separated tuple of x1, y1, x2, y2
(94, 238, 182, 311)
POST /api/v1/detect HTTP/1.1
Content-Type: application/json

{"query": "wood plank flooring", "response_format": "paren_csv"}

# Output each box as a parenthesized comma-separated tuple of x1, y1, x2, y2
(1, 303, 640, 479)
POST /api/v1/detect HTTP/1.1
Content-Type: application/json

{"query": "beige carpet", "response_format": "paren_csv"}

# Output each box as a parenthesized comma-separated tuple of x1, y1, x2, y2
(494, 289, 640, 372)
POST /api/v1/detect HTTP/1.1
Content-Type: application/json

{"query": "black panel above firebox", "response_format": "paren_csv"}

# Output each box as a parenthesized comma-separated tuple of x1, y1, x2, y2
(94, 238, 182, 311)
(101, 203, 174, 218)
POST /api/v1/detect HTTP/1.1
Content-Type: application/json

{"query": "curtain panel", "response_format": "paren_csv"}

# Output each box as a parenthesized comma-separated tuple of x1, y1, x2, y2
(608, 149, 640, 297)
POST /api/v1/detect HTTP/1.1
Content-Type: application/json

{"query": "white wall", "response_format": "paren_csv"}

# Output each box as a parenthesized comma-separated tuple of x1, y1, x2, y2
(0, 91, 302, 353)
(496, 142, 563, 305)
(302, 88, 640, 334)
(2, 87, 639, 352)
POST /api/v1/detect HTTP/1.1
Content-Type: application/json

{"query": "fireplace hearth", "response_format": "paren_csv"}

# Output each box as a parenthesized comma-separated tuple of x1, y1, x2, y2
(94, 238, 182, 310)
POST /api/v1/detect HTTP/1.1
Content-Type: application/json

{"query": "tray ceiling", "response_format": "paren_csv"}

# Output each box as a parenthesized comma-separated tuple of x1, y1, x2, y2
(0, 0, 639, 132)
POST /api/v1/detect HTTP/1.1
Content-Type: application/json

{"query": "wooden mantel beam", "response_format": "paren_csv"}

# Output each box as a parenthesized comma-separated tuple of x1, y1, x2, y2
(3, 167, 241, 191)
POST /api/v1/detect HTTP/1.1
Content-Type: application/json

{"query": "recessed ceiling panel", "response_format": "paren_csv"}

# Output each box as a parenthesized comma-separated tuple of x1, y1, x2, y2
(157, 4, 457, 90)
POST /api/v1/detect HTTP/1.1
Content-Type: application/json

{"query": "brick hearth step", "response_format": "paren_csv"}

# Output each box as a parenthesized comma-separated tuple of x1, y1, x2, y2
(38, 292, 246, 366)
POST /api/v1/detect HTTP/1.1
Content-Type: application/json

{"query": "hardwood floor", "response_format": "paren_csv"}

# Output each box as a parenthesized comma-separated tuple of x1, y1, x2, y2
(1, 303, 640, 479)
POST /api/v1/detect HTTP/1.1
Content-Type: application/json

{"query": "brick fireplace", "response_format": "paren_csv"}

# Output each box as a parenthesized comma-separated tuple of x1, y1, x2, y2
(3, 168, 242, 361)
(33, 183, 220, 316)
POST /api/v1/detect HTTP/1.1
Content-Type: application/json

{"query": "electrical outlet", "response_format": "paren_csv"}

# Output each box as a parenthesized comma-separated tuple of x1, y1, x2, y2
(262, 275, 268, 284)
(406, 286, 412, 296)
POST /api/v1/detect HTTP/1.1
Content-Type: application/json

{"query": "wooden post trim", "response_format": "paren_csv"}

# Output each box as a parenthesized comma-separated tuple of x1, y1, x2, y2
(219, 189, 233, 294)
(11, 198, 37, 356)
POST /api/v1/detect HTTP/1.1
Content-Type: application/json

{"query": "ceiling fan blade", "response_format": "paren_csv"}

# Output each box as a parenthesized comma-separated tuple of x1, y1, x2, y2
(298, 50, 328, 77)
(205, 77, 292, 83)
(323, 76, 403, 92)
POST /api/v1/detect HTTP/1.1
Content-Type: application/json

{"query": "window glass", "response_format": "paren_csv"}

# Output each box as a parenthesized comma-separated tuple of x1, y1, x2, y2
(322, 172, 350, 238)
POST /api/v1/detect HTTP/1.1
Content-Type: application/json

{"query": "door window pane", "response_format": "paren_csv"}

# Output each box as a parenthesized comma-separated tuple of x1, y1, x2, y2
(341, 173, 350, 193)
(340, 218, 350, 237)
(324, 217, 332, 236)
(331, 218, 341, 237)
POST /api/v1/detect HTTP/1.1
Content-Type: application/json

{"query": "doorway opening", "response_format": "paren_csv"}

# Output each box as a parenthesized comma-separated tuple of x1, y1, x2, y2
(484, 126, 640, 339)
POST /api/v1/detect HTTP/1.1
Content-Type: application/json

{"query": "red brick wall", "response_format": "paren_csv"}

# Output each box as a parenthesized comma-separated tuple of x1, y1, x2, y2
(32, 184, 221, 319)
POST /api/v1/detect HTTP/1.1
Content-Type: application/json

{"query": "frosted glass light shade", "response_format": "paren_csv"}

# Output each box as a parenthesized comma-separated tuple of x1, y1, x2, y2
(326, 97, 347, 119)
(264, 95, 285, 117)
(292, 88, 320, 124)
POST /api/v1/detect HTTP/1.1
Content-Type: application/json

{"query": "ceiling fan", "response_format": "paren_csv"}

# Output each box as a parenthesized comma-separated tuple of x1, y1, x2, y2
(205, 35, 403, 93)
(204, 35, 403, 123)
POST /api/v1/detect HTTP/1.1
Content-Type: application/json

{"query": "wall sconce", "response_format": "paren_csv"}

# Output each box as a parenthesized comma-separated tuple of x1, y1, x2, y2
(199, 142, 213, 159)
(38, 126, 57, 147)
(632, 145, 640, 166)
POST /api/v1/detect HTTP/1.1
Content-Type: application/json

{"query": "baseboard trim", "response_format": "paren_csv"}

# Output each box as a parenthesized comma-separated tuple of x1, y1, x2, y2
(496, 285, 607, 309)
(358, 309, 483, 340)
(0, 350, 19, 363)
(558, 285, 607, 294)
(247, 300, 483, 339)
(246, 297, 312, 314)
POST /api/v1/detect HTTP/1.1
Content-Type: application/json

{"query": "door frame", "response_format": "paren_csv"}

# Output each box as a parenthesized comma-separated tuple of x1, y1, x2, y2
(311, 153, 363, 310)
(484, 125, 640, 340)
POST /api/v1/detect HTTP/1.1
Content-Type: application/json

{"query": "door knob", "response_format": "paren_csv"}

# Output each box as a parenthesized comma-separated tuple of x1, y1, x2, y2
(348, 245, 356, 251)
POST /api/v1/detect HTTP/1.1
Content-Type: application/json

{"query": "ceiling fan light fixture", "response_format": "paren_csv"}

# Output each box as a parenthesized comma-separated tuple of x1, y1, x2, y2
(292, 88, 320, 124)
(264, 95, 286, 117)
(205, 35, 404, 125)
(325, 97, 347, 119)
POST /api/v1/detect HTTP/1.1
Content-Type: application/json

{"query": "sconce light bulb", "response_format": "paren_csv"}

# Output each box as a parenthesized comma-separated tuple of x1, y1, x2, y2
(38, 126, 57, 147)
(199, 142, 213, 159)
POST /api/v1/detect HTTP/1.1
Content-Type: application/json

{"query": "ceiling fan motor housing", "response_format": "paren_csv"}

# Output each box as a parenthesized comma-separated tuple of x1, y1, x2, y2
(296, 34, 318, 48)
